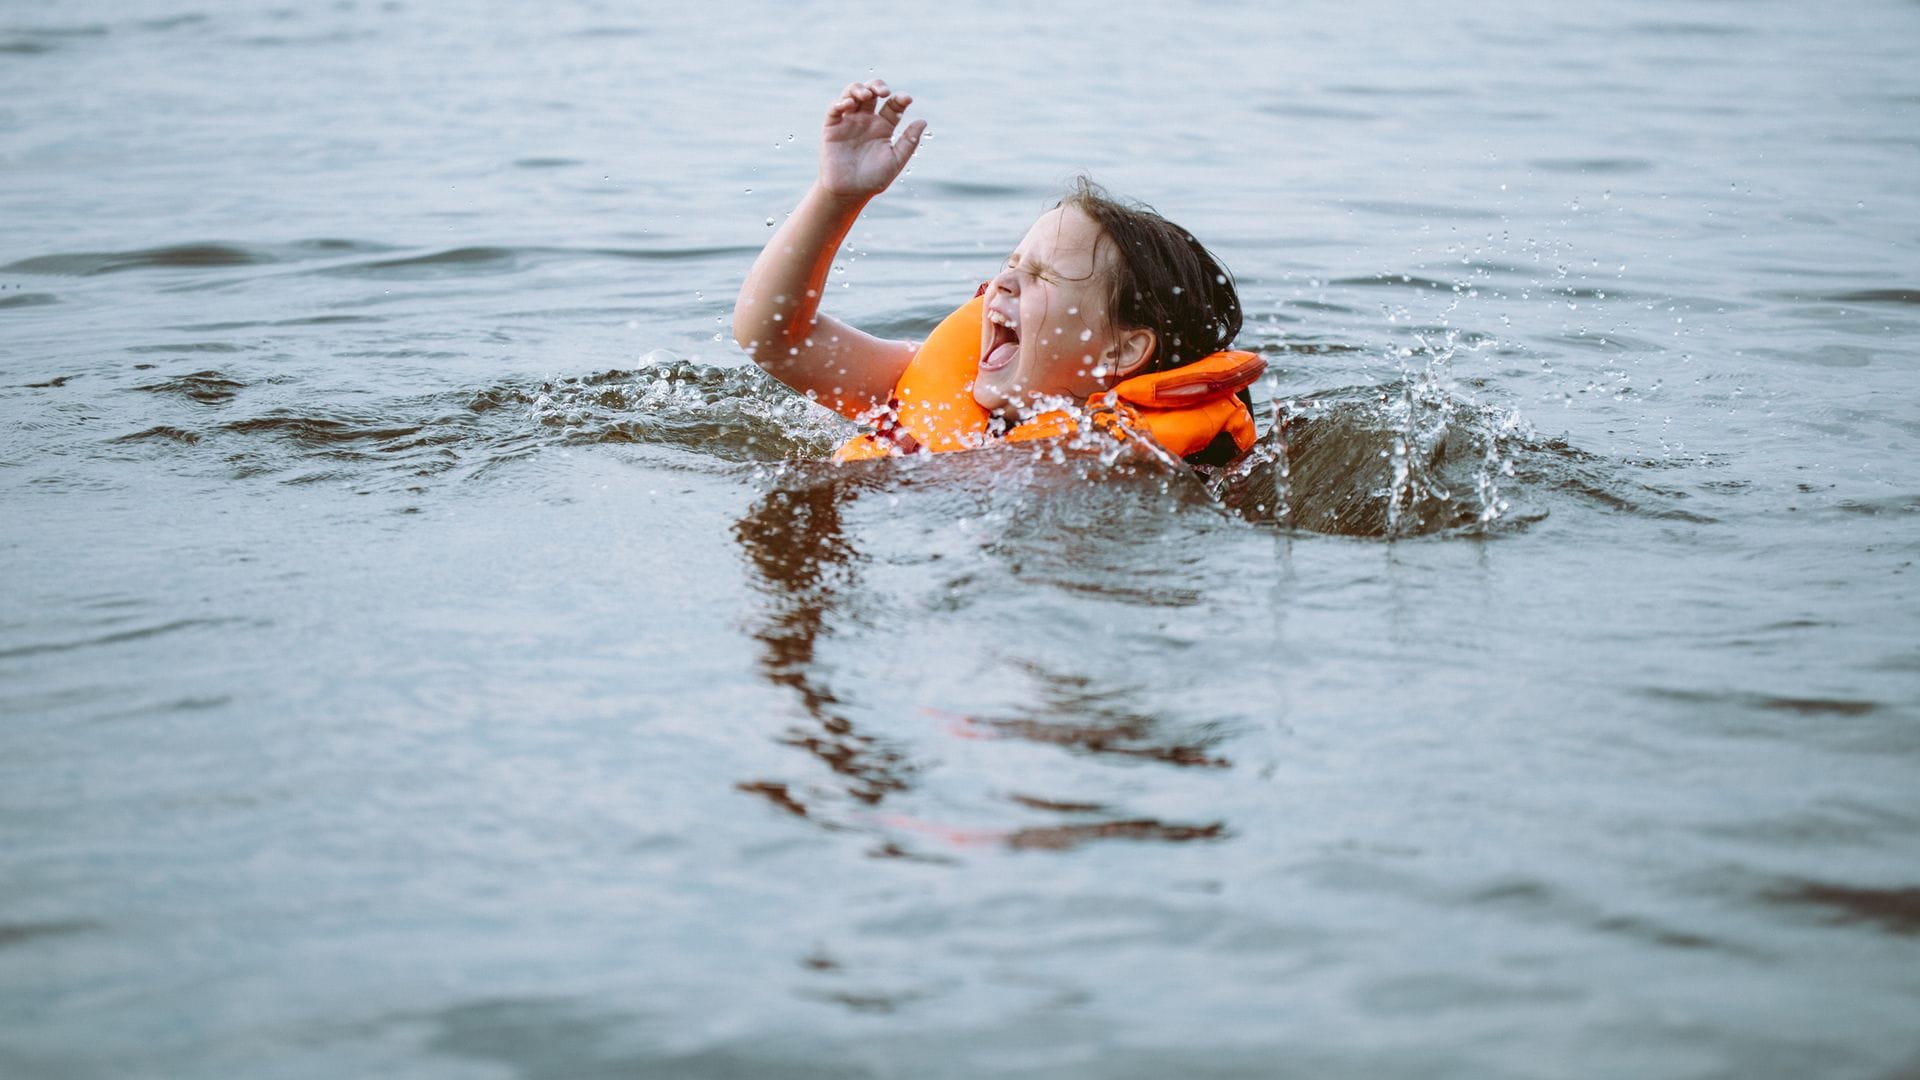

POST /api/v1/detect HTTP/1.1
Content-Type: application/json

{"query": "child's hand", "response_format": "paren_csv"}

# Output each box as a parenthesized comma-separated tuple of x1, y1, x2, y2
(818, 78, 926, 200)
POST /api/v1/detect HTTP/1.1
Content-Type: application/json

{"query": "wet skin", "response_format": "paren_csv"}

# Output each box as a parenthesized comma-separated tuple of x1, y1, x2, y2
(974, 206, 1154, 419)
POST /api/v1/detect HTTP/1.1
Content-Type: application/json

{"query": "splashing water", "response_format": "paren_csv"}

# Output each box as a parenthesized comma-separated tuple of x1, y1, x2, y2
(1372, 329, 1524, 536)
(1212, 332, 1531, 538)
(515, 353, 847, 461)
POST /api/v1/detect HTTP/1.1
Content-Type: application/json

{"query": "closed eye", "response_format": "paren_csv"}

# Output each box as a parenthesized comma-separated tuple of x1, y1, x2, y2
(1006, 255, 1058, 284)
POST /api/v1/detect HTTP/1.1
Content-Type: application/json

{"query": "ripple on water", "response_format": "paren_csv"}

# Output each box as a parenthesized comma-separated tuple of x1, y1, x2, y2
(916, 179, 1056, 198)
(1824, 288, 1920, 306)
(1530, 157, 1657, 174)
(1278, 299, 1360, 316)
(103, 358, 842, 487)
(125, 342, 245, 355)
(2, 239, 390, 277)
(324, 246, 525, 280)
(172, 313, 386, 332)
(590, 243, 764, 264)
(1328, 272, 1461, 292)
(514, 359, 845, 462)
(0, 617, 240, 661)
(1338, 200, 1504, 222)
(0, 22, 106, 56)
(932, 685, 1233, 770)
(1214, 380, 1537, 538)
(134, 371, 245, 407)
(1629, 20, 1751, 37)
(1253, 101, 1381, 121)
(1643, 686, 1882, 718)
(0, 920, 102, 949)
(218, 414, 427, 447)
(4, 244, 265, 276)
(136, 14, 208, 32)
(1357, 972, 1585, 1017)
(1832, 493, 1920, 516)
(1465, 879, 1739, 955)
(1764, 881, 1920, 937)
(1749, 344, 1878, 369)
(1552, 330, 1664, 354)
(113, 426, 201, 445)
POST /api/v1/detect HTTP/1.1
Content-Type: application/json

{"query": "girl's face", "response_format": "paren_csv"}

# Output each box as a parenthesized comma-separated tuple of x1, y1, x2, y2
(973, 206, 1152, 418)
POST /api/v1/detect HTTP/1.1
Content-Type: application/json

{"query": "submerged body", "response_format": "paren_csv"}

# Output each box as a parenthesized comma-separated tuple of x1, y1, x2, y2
(830, 295, 1263, 464)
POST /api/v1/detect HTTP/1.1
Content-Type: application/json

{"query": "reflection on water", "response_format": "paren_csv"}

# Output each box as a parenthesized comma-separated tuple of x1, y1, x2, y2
(928, 663, 1232, 770)
(1765, 881, 1920, 937)
(733, 475, 916, 814)
(731, 462, 1233, 853)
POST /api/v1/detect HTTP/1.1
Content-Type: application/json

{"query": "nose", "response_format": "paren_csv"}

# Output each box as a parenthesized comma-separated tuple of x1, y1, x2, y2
(988, 266, 1021, 297)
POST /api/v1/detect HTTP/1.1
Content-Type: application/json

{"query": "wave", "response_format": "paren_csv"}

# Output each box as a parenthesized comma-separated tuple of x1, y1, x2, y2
(97, 339, 1690, 540)
(1825, 288, 1920, 306)
(115, 357, 841, 482)
(1764, 880, 1920, 937)
(505, 357, 846, 462)
(3, 240, 773, 287)
(325, 246, 525, 279)
(0, 617, 238, 660)
(2, 239, 389, 277)
(1329, 272, 1463, 292)
(1212, 376, 1531, 538)
(135, 370, 245, 405)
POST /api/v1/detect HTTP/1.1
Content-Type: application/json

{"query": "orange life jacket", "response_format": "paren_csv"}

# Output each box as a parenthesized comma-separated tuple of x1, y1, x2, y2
(832, 295, 1265, 464)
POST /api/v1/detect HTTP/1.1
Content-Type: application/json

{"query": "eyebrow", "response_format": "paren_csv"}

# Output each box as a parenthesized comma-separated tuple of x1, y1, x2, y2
(1008, 251, 1058, 279)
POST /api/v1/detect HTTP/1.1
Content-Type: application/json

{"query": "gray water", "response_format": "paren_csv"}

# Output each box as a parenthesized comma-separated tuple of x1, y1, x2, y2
(4, 1, 1919, 1077)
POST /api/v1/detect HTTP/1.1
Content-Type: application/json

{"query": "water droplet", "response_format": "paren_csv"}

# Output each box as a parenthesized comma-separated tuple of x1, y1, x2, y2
(1079, 329, 1093, 341)
(744, 187, 753, 194)
(765, 217, 776, 227)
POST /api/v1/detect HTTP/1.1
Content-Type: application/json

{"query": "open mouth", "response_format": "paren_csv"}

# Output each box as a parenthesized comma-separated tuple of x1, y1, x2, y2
(979, 307, 1020, 372)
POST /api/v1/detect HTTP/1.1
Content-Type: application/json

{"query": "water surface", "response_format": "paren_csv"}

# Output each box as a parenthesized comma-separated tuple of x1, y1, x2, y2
(3, 1, 1919, 1077)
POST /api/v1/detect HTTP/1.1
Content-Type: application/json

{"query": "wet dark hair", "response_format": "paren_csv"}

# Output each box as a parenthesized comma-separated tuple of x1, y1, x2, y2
(1059, 176, 1243, 373)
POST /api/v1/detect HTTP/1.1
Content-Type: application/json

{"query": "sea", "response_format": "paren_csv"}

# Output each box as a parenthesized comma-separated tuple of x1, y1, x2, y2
(3, 1, 1918, 1076)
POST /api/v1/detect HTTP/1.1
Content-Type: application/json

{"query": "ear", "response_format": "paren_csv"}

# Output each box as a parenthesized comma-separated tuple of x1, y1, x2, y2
(1109, 328, 1156, 380)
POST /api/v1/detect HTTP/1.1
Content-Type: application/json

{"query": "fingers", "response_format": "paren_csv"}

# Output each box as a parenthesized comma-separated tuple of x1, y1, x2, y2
(843, 80, 882, 113)
(891, 117, 928, 167)
(824, 78, 906, 126)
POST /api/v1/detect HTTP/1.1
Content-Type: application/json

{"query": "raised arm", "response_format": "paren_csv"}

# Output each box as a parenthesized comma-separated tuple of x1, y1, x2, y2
(732, 79, 928, 417)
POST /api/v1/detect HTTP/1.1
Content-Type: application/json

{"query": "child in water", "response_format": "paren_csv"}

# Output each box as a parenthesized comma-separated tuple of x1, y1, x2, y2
(733, 78, 1262, 466)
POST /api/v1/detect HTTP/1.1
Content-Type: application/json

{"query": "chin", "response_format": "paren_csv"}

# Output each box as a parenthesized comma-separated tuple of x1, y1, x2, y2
(970, 373, 1014, 413)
